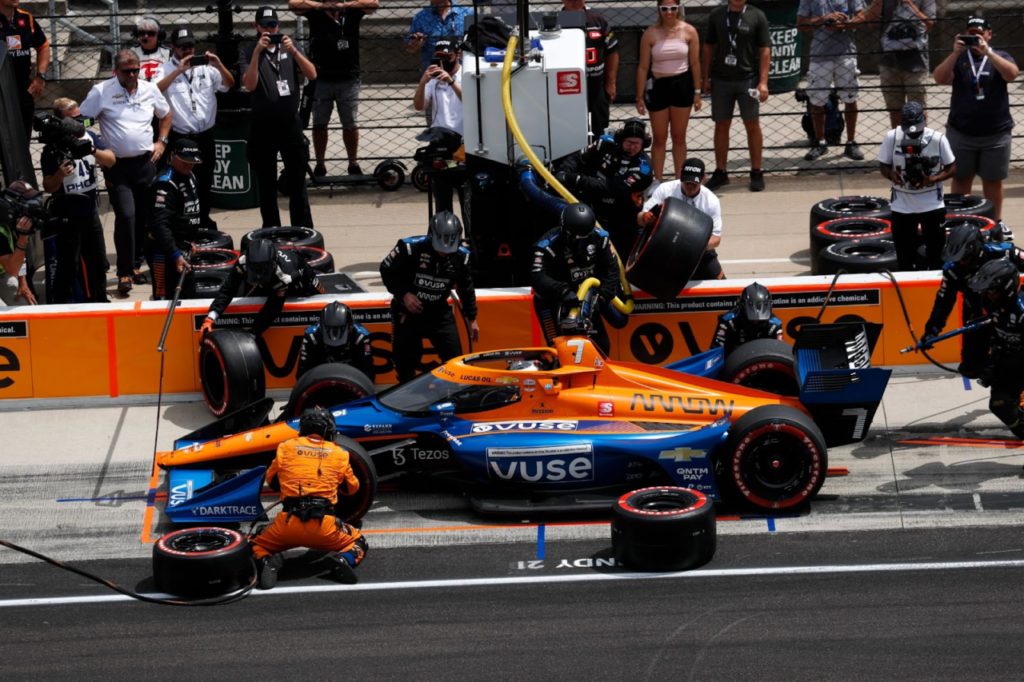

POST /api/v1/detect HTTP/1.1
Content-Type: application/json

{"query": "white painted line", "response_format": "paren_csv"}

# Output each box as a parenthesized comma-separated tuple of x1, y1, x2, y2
(719, 257, 811, 264)
(4, 558, 1024, 609)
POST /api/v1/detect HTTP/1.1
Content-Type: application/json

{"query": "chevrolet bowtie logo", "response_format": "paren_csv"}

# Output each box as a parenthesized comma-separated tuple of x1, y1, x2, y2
(658, 448, 707, 462)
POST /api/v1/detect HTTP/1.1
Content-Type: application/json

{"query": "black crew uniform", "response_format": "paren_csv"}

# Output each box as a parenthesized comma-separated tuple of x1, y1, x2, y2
(926, 243, 1024, 372)
(531, 226, 619, 353)
(979, 293, 1024, 439)
(710, 308, 784, 356)
(209, 250, 326, 336)
(582, 9, 618, 135)
(146, 166, 201, 300)
(557, 138, 654, 257)
(297, 320, 375, 380)
(0, 7, 48, 141)
(379, 236, 478, 383)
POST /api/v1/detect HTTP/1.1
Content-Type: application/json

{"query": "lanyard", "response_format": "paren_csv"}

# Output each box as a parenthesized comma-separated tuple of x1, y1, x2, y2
(725, 6, 747, 52)
(966, 50, 988, 96)
(176, 58, 200, 113)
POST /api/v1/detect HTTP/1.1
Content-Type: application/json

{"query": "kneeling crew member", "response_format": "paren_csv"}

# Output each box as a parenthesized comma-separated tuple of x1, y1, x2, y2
(532, 203, 620, 353)
(251, 407, 368, 588)
(201, 238, 326, 336)
(379, 211, 479, 383)
(297, 300, 375, 380)
(147, 138, 202, 300)
(923, 223, 1024, 378)
(710, 282, 783, 355)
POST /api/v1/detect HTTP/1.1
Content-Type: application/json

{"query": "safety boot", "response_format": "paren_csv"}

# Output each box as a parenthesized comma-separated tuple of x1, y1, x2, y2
(328, 555, 358, 585)
(257, 554, 283, 590)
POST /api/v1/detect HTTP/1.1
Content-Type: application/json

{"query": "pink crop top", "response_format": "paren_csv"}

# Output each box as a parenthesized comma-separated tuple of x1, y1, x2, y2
(652, 36, 689, 75)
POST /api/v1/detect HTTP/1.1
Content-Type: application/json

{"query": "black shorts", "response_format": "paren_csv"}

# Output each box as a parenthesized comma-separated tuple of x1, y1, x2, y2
(644, 71, 695, 112)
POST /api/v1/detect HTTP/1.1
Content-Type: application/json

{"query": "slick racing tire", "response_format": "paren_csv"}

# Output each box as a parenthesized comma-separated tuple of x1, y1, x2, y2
(717, 405, 828, 512)
(809, 196, 892, 231)
(200, 330, 267, 417)
(189, 270, 230, 300)
(818, 239, 898, 275)
(611, 487, 716, 571)
(720, 339, 799, 396)
(190, 248, 240, 274)
(809, 218, 891, 275)
(153, 527, 251, 597)
(191, 230, 234, 252)
(935, 214, 995, 237)
(626, 196, 714, 300)
(280, 245, 334, 274)
(945, 194, 996, 220)
(333, 436, 377, 523)
(281, 363, 375, 420)
(240, 226, 325, 252)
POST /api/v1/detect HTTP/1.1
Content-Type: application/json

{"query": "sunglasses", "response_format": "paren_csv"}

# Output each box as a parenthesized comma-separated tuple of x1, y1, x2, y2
(259, 21, 279, 28)
(659, 6, 680, 12)
(138, 30, 158, 37)
(119, 67, 141, 74)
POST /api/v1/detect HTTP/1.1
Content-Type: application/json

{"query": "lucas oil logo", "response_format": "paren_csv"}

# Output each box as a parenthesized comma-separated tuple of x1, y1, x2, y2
(486, 444, 594, 482)
(471, 421, 578, 433)
(556, 71, 581, 95)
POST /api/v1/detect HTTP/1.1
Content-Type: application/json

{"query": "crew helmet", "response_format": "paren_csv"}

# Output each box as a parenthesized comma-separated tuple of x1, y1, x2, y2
(941, 222, 985, 263)
(299, 407, 336, 440)
(738, 282, 772, 323)
(245, 238, 279, 287)
(560, 203, 596, 238)
(428, 210, 462, 254)
(968, 258, 1021, 302)
(319, 301, 354, 348)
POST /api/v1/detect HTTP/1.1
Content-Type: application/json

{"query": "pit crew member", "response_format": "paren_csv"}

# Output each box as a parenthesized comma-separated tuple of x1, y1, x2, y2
(297, 300, 375, 380)
(710, 281, 783, 354)
(146, 139, 202, 300)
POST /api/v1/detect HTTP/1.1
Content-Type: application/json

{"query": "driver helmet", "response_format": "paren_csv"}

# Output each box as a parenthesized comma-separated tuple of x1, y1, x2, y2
(561, 203, 595, 241)
(941, 222, 984, 264)
(968, 258, 1020, 302)
(245, 238, 279, 287)
(509, 359, 541, 372)
(738, 282, 772, 324)
(299, 407, 336, 441)
(428, 210, 462, 255)
(319, 301, 354, 348)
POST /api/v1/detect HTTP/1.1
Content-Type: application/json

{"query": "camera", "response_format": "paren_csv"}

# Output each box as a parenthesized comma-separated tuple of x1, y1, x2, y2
(268, 33, 284, 44)
(33, 114, 94, 163)
(900, 139, 940, 188)
(958, 34, 980, 47)
(887, 22, 919, 42)
(189, 55, 209, 67)
(0, 186, 47, 229)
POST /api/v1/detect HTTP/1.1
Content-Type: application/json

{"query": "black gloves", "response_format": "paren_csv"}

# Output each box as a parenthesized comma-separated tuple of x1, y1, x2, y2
(920, 326, 941, 350)
(560, 289, 580, 307)
(555, 171, 579, 189)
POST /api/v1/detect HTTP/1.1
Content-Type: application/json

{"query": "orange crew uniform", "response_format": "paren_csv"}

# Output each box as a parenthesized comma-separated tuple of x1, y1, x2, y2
(250, 435, 366, 563)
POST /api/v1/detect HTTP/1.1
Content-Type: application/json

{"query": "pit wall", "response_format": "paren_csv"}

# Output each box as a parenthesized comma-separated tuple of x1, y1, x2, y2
(0, 273, 959, 404)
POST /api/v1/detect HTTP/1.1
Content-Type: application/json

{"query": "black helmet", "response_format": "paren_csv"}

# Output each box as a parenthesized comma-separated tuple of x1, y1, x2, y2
(738, 282, 772, 323)
(428, 210, 462, 255)
(968, 258, 1020, 301)
(561, 203, 595, 238)
(299, 407, 336, 440)
(942, 222, 985, 263)
(319, 301, 353, 348)
(245, 238, 278, 287)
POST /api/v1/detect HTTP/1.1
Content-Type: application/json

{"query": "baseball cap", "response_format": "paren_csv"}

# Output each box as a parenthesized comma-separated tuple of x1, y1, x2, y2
(679, 158, 706, 184)
(171, 28, 195, 47)
(433, 37, 458, 55)
(966, 16, 990, 31)
(5, 180, 41, 200)
(255, 6, 279, 24)
(171, 138, 203, 163)
(900, 101, 925, 134)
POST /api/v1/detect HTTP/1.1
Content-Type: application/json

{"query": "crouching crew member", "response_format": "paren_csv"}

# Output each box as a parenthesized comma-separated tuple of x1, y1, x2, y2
(200, 238, 326, 336)
(532, 203, 620, 354)
(710, 282, 783, 355)
(147, 138, 202, 300)
(250, 407, 368, 588)
(379, 211, 479, 383)
(297, 300, 375, 380)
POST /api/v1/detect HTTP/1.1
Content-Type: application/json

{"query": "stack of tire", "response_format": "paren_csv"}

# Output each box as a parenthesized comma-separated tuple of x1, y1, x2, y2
(914, 194, 997, 269)
(186, 231, 237, 300)
(809, 196, 895, 275)
(240, 226, 336, 275)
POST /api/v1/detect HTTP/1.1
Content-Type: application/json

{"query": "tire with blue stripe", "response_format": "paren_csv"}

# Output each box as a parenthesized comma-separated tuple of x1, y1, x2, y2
(612, 487, 716, 571)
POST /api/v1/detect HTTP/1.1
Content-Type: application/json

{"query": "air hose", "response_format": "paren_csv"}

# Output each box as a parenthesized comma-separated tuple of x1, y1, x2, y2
(518, 167, 568, 216)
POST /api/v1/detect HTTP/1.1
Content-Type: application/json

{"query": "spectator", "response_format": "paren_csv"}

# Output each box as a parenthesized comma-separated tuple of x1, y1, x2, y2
(0, 182, 39, 306)
(0, 0, 50, 142)
(933, 16, 1019, 241)
(289, 0, 380, 178)
(40, 98, 115, 304)
(240, 6, 318, 229)
(563, 0, 618, 136)
(155, 28, 235, 231)
(798, 0, 866, 162)
(80, 49, 172, 294)
(701, 0, 771, 192)
(130, 16, 171, 82)
(635, 0, 702, 182)
(865, 0, 935, 129)
(413, 37, 464, 213)
(405, 0, 474, 73)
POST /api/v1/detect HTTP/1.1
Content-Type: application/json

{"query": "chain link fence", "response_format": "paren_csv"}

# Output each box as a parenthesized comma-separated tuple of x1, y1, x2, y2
(19, 0, 1024, 179)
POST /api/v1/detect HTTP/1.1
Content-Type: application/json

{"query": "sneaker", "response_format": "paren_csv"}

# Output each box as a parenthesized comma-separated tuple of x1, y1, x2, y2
(844, 141, 865, 161)
(313, 163, 327, 178)
(749, 170, 765, 192)
(704, 169, 730, 191)
(995, 220, 1014, 242)
(347, 163, 363, 176)
(257, 554, 283, 590)
(132, 269, 148, 285)
(804, 144, 828, 162)
(117, 276, 132, 294)
(328, 555, 358, 585)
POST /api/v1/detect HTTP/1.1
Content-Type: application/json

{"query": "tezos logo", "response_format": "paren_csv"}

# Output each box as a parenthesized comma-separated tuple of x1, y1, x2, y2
(557, 71, 581, 95)
(471, 421, 578, 433)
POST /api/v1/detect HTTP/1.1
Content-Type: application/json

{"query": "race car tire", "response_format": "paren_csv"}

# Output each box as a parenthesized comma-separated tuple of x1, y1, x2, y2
(281, 362, 375, 420)
(189, 270, 230, 300)
(152, 527, 251, 597)
(935, 214, 995, 237)
(191, 230, 234, 251)
(809, 196, 892, 231)
(719, 339, 799, 396)
(190, 248, 240, 274)
(818, 239, 898, 275)
(200, 330, 267, 418)
(333, 436, 377, 523)
(611, 487, 716, 572)
(944, 194, 996, 220)
(717, 405, 828, 512)
(240, 226, 325, 252)
(626, 196, 714, 300)
(280, 245, 334, 274)
(809, 218, 891, 275)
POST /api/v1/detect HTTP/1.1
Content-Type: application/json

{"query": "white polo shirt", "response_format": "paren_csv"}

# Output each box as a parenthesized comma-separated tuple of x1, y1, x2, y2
(424, 68, 463, 136)
(155, 59, 227, 134)
(643, 181, 723, 237)
(79, 77, 170, 158)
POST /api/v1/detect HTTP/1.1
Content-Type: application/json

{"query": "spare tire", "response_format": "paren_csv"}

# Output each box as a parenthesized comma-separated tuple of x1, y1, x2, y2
(192, 230, 234, 251)
(191, 248, 240, 274)
(809, 217, 891, 275)
(810, 196, 891, 231)
(200, 330, 267, 417)
(281, 245, 335, 274)
(626, 196, 713, 300)
(332, 436, 377, 523)
(281, 362, 375, 419)
(240, 226, 325, 252)
(720, 338, 799, 396)
(189, 270, 229, 300)
(611, 487, 716, 571)
(937, 213, 995, 237)
(818, 239, 898, 275)
(153, 527, 252, 597)
(945, 194, 996, 220)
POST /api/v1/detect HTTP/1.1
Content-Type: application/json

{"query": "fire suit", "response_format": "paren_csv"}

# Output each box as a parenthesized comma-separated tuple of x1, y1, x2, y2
(979, 293, 1024, 439)
(710, 308, 784, 356)
(146, 166, 201, 300)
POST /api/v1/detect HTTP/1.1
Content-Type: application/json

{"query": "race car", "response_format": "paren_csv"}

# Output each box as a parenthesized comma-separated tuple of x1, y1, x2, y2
(156, 281, 891, 521)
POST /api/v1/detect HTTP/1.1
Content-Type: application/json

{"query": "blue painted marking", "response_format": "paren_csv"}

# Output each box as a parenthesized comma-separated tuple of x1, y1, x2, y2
(537, 524, 546, 560)
(963, 376, 972, 391)
(57, 496, 150, 503)
(767, 518, 776, 532)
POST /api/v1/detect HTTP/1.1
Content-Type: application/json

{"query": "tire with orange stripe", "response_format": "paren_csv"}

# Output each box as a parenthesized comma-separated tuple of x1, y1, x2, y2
(809, 217, 890, 275)
(612, 487, 716, 571)
(720, 339, 799, 396)
(153, 528, 251, 597)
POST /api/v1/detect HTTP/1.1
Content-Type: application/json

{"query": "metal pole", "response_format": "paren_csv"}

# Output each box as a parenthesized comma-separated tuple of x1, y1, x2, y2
(47, 0, 59, 79)
(472, 0, 484, 154)
(517, 0, 529, 62)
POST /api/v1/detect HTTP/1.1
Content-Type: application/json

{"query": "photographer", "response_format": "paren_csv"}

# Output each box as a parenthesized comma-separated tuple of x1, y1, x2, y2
(865, 0, 934, 128)
(413, 37, 463, 213)
(0, 182, 43, 307)
(877, 101, 954, 270)
(40, 98, 115, 304)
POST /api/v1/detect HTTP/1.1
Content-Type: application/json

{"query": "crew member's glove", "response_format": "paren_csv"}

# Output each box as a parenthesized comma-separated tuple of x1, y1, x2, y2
(560, 289, 580, 307)
(555, 171, 579, 189)
(200, 317, 215, 336)
(919, 326, 941, 350)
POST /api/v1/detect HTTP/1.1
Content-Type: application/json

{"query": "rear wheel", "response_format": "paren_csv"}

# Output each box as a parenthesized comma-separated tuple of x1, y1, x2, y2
(626, 196, 714, 300)
(199, 330, 266, 417)
(720, 339, 798, 396)
(333, 436, 377, 523)
(281, 363, 375, 419)
(611, 487, 716, 571)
